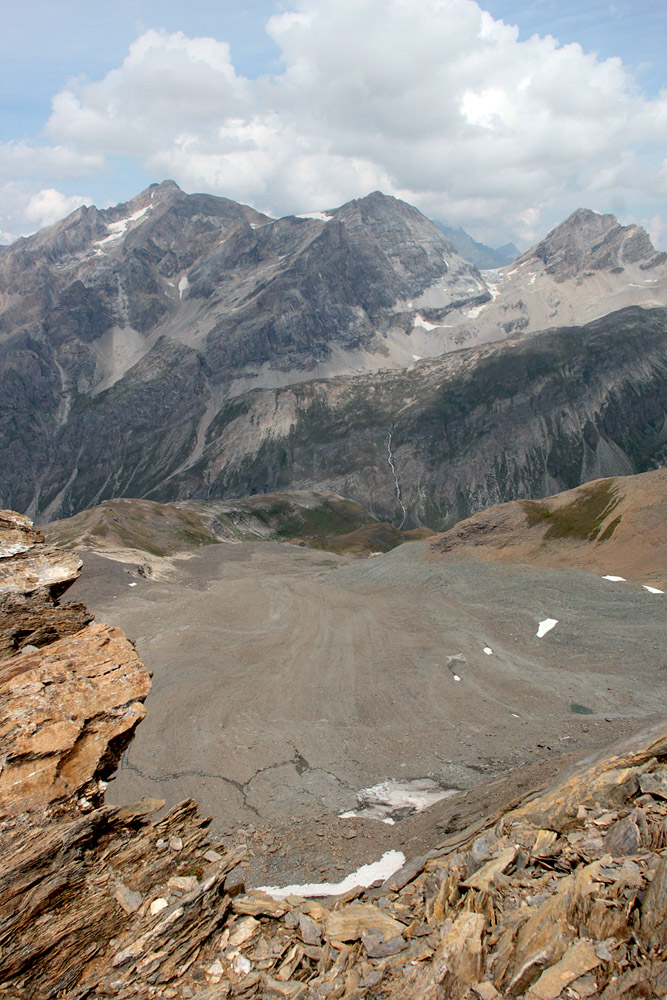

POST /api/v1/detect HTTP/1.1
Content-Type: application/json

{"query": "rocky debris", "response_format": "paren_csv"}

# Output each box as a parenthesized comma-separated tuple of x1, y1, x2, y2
(0, 510, 91, 657)
(0, 512, 666, 998)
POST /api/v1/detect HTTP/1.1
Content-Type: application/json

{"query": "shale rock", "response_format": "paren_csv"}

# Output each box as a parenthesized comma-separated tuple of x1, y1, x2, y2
(0, 512, 666, 999)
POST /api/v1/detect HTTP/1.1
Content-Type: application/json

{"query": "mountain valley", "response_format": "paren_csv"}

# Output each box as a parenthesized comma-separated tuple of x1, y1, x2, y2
(1, 183, 666, 526)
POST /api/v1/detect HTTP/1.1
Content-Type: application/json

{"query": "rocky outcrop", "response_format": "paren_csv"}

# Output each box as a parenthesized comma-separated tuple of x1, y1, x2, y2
(165, 306, 667, 531)
(0, 509, 666, 997)
(516, 208, 667, 281)
(0, 511, 147, 814)
(0, 623, 150, 815)
(0, 509, 91, 658)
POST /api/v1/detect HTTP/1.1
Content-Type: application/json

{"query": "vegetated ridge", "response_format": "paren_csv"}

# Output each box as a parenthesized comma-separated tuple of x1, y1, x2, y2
(430, 467, 667, 589)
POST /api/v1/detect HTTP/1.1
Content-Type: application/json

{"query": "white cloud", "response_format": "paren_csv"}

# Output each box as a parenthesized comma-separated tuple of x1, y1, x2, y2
(24, 188, 91, 229)
(3, 1, 666, 247)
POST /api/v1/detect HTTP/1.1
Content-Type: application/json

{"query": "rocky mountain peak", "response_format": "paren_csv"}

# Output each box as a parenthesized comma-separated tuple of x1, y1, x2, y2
(517, 207, 666, 281)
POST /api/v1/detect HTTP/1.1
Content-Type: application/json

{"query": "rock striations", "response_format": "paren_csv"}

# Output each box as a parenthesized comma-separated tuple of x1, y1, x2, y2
(1, 183, 666, 525)
(1, 514, 667, 997)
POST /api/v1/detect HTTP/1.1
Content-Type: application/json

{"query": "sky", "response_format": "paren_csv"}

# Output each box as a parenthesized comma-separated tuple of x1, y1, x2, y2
(1, 0, 666, 250)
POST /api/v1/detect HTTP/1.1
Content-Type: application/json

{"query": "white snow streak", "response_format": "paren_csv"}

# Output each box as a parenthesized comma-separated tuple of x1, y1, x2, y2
(536, 618, 558, 638)
(483, 646, 493, 655)
(93, 204, 152, 249)
(643, 585, 664, 594)
(178, 275, 189, 299)
(412, 313, 439, 331)
(257, 850, 406, 899)
(602, 575, 626, 582)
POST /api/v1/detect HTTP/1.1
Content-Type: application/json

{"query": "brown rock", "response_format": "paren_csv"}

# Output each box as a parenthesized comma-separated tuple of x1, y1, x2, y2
(432, 911, 486, 997)
(0, 623, 151, 815)
(463, 846, 517, 891)
(604, 815, 641, 856)
(525, 939, 599, 1000)
(324, 903, 405, 945)
(471, 983, 500, 1000)
(298, 912, 321, 946)
(505, 862, 600, 994)
(641, 853, 667, 949)
(361, 930, 408, 958)
(0, 590, 93, 659)
(509, 723, 667, 830)
(232, 892, 289, 918)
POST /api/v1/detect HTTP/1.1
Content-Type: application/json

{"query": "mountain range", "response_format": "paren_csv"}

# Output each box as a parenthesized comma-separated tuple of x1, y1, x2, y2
(1, 181, 666, 525)
(433, 222, 519, 269)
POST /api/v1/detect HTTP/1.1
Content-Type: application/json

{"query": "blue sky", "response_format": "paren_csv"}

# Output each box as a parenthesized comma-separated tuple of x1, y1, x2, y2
(1, 0, 666, 248)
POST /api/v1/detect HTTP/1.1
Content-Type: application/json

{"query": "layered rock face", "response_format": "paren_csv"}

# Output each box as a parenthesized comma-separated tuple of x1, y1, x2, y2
(1, 182, 665, 524)
(516, 208, 667, 282)
(163, 306, 667, 530)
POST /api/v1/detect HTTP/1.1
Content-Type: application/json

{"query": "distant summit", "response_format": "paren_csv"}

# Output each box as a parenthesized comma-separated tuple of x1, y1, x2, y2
(515, 207, 667, 281)
(433, 222, 519, 269)
(1, 185, 666, 525)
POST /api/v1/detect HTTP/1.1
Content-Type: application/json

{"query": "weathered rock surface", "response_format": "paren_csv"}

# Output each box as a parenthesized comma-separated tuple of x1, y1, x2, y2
(0, 509, 91, 658)
(0, 622, 150, 815)
(0, 509, 666, 998)
(2, 183, 666, 526)
(516, 208, 667, 282)
(165, 305, 667, 530)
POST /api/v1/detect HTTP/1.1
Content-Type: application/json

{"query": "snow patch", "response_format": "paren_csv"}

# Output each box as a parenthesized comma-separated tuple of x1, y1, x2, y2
(178, 275, 189, 300)
(93, 204, 152, 250)
(296, 212, 331, 222)
(453, 673, 461, 682)
(602, 575, 626, 582)
(483, 646, 493, 655)
(128, 582, 137, 587)
(465, 303, 485, 319)
(536, 618, 558, 638)
(412, 354, 422, 360)
(413, 313, 439, 331)
(340, 778, 457, 824)
(643, 585, 664, 594)
(257, 850, 406, 899)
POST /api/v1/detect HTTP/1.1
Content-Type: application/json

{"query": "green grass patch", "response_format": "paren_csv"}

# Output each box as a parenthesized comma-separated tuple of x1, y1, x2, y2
(520, 479, 622, 542)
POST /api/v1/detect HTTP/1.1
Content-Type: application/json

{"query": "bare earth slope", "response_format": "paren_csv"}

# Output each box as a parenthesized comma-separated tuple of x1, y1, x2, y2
(430, 468, 667, 589)
(64, 516, 667, 841)
(2, 509, 667, 998)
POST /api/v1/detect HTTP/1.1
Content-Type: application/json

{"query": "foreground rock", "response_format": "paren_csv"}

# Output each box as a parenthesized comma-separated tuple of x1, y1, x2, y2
(0, 510, 666, 998)
(0, 509, 91, 658)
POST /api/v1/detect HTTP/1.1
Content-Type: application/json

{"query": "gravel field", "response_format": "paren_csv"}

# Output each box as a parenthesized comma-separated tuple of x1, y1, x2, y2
(66, 538, 666, 886)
